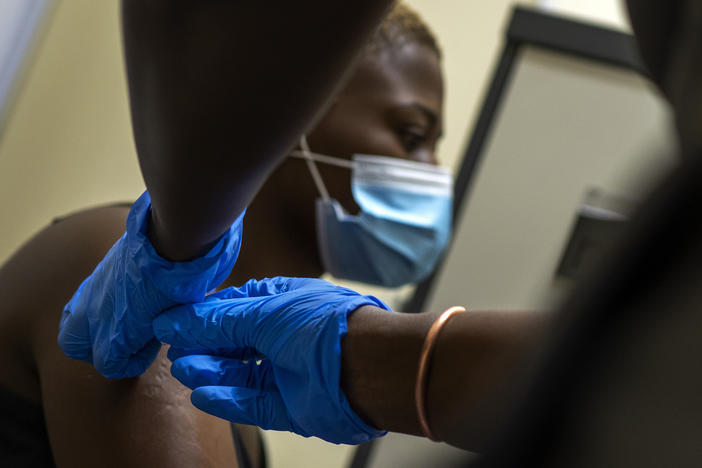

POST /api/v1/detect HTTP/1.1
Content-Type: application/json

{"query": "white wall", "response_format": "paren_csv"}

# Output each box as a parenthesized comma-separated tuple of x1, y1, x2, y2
(0, 1, 143, 264)
(0, 0, 52, 130)
(538, 0, 631, 30)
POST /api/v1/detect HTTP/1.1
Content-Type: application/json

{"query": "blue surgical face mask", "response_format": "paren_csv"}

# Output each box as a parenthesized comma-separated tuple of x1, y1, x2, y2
(291, 137, 453, 288)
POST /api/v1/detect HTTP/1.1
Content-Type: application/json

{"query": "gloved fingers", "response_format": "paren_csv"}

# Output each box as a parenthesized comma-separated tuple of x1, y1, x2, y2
(154, 299, 258, 349)
(236, 276, 335, 298)
(190, 386, 295, 432)
(56, 326, 92, 363)
(205, 286, 248, 301)
(97, 338, 162, 379)
(167, 345, 260, 362)
(171, 355, 276, 391)
(57, 294, 93, 362)
(202, 279, 291, 301)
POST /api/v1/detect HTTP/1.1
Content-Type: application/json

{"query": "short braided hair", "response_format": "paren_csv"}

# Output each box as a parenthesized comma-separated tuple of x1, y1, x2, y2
(366, 2, 441, 59)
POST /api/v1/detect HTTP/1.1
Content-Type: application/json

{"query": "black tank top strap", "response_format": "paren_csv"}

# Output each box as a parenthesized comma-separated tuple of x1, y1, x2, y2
(230, 423, 254, 468)
(0, 385, 55, 467)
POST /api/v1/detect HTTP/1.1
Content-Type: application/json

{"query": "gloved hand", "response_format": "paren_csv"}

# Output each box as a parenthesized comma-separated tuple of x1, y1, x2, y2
(58, 191, 244, 379)
(153, 276, 390, 445)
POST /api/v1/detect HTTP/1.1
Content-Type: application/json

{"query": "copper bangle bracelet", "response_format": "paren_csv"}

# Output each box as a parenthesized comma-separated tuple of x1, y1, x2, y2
(414, 306, 466, 442)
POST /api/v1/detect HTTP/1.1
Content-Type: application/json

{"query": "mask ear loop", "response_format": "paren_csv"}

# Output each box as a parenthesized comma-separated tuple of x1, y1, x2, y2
(300, 136, 331, 201)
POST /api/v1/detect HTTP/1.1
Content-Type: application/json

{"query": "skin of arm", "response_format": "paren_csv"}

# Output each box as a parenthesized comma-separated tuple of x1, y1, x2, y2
(341, 306, 548, 452)
(121, 0, 395, 261)
(0, 207, 238, 467)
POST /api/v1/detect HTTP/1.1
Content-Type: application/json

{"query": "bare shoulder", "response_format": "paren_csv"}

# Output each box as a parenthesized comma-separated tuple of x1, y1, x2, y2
(0, 205, 130, 401)
(0, 204, 131, 309)
(0, 204, 238, 467)
(41, 343, 236, 467)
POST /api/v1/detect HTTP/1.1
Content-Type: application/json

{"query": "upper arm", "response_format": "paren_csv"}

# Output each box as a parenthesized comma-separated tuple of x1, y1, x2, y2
(3, 206, 236, 467)
(38, 345, 236, 467)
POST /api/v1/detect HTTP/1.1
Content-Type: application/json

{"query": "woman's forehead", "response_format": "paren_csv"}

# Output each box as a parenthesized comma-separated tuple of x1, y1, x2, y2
(341, 44, 443, 108)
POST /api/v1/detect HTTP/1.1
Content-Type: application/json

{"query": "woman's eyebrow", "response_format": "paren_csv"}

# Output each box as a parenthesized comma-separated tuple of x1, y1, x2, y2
(408, 103, 438, 126)
(408, 103, 443, 139)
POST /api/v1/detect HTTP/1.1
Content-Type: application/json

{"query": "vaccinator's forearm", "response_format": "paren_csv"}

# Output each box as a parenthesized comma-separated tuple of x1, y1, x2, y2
(121, 0, 394, 261)
(341, 306, 548, 451)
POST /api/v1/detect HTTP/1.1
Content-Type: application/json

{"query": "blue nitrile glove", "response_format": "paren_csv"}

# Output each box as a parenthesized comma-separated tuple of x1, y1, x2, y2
(153, 277, 390, 445)
(58, 191, 244, 379)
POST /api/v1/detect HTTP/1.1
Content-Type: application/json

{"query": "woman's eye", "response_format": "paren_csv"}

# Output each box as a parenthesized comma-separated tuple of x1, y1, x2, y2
(397, 127, 427, 152)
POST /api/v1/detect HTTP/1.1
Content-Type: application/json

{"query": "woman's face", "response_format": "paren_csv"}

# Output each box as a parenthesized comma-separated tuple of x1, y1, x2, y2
(306, 42, 444, 212)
